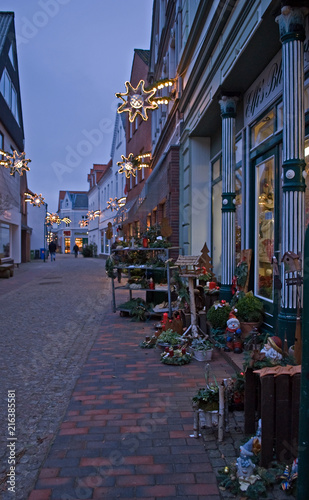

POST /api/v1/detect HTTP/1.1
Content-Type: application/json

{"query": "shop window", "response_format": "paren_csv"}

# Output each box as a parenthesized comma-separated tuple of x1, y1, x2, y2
(101, 231, 104, 253)
(104, 230, 110, 254)
(235, 167, 242, 264)
(212, 158, 221, 181)
(255, 156, 275, 301)
(304, 83, 309, 112)
(304, 138, 309, 227)
(64, 238, 70, 254)
(212, 180, 222, 281)
(251, 109, 275, 149)
(0, 223, 10, 258)
(276, 102, 283, 131)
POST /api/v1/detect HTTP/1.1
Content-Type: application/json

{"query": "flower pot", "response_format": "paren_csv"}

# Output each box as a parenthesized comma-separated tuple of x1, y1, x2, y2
(239, 322, 260, 339)
(193, 349, 213, 362)
(199, 409, 219, 427)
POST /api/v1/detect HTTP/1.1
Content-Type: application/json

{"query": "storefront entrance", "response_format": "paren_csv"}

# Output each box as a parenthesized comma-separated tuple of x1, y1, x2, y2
(64, 238, 70, 254)
(251, 145, 282, 331)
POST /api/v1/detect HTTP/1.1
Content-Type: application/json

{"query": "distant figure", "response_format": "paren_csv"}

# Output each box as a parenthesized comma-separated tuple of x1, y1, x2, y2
(49, 241, 57, 262)
(73, 244, 79, 258)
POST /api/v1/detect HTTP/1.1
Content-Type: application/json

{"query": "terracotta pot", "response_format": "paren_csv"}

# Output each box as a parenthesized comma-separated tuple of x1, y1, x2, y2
(239, 322, 260, 339)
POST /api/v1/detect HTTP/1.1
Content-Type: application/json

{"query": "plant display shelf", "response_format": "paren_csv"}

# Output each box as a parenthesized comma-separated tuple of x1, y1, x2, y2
(111, 247, 179, 318)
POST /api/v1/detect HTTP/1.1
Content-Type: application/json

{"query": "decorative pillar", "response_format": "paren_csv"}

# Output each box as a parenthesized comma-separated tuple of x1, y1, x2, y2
(219, 96, 238, 302)
(276, 5, 308, 345)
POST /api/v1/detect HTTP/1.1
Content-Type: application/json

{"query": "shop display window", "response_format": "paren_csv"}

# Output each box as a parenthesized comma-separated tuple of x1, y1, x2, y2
(255, 156, 275, 300)
(235, 167, 242, 264)
(0, 223, 10, 258)
(305, 138, 309, 227)
(212, 180, 222, 281)
(251, 109, 275, 149)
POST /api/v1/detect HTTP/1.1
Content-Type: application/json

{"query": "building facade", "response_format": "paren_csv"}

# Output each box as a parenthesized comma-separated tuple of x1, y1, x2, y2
(167, 0, 309, 343)
(56, 191, 88, 254)
(0, 12, 29, 264)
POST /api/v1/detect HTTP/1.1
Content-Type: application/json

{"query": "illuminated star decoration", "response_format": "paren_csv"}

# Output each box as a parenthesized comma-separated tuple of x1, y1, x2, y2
(117, 153, 137, 178)
(0, 149, 31, 176)
(117, 152, 152, 178)
(46, 212, 71, 225)
(61, 217, 71, 224)
(46, 212, 60, 225)
(87, 210, 101, 221)
(107, 198, 119, 211)
(116, 80, 158, 122)
(79, 219, 89, 228)
(107, 197, 127, 211)
(24, 192, 45, 207)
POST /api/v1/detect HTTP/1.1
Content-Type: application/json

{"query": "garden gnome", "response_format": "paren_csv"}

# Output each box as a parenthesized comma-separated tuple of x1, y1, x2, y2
(236, 439, 255, 480)
(260, 336, 283, 364)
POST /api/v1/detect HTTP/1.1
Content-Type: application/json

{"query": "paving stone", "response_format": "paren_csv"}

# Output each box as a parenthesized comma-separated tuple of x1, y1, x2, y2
(0, 256, 296, 500)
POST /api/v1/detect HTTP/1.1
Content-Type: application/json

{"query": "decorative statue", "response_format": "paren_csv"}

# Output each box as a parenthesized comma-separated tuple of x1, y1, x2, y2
(236, 439, 255, 479)
(260, 335, 283, 364)
(225, 313, 241, 353)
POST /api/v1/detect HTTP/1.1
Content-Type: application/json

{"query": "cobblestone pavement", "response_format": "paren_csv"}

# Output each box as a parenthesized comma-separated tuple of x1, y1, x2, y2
(0, 258, 295, 500)
(0, 255, 110, 500)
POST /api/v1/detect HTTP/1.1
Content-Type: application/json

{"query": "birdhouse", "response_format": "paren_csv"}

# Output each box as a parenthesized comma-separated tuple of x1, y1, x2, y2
(175, 255, 201, 277)
(281, 251, 302, 273)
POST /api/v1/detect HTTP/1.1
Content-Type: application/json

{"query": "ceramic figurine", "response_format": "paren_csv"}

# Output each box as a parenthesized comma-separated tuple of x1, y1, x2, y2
(224, 313, 240, 352)
(260, 335, 283, 364)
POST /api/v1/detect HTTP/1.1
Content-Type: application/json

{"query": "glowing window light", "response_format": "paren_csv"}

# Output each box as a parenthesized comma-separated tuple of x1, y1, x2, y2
(25, 192, 45, 207)
(0, 149, 31, 176)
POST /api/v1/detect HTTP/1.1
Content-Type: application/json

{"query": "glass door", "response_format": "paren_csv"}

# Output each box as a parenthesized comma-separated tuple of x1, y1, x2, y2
(255, 156, 275, 301)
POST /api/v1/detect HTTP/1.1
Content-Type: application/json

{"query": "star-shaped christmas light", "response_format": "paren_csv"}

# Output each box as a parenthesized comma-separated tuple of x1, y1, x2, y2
(25, 192, 45, 207)
(117, 153, 137, 178)
(87, 210, 101, 221)
(62, 217, 71, 224)
(0, 149, 31, 176)
(79, 219, 89, 228)
(46, 212, 61, 225)
(107, 198, 119, 211)
(106, 197, 127, 211)
(116, 80, 158, 122)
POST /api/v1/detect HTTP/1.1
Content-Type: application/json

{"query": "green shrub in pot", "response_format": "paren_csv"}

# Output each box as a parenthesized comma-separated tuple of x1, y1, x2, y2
(235, 291, 264, 323)
(207, 301, 231, 329)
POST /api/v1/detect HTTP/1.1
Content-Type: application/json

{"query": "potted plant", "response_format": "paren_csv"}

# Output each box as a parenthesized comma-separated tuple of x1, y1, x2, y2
(156, 328, 183, 348)
(191, 338, 214, 361)
(192, 383, 219, 412)
(234, 291, 264, 337)
(207, 301, 231, 330)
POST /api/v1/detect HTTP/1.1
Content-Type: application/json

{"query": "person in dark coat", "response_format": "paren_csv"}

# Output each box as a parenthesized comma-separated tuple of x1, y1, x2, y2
(73, 244, 79, 258)
(49, 241, 57, 262)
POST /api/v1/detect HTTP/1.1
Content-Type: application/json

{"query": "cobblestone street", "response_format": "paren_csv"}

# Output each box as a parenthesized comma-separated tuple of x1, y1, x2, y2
(0, 257, 294, 500)
(0, 255, 110, 499)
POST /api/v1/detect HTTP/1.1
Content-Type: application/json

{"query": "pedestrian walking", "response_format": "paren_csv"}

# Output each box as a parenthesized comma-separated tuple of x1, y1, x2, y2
(48, 241, 57, 262)
(73, 244, 79, 258)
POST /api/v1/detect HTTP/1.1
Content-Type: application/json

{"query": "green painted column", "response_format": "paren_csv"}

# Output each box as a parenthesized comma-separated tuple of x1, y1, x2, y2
(276, 5, 308, 345)
(219, 95, 238, 302)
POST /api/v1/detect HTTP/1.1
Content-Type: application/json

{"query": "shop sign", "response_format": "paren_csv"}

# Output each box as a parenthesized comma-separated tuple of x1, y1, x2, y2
(244, 52, 282, 125)
(64, 230, 71, 236)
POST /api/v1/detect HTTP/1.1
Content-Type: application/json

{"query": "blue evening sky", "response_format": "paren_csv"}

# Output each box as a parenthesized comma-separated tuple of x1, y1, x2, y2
(2, 0, 153, 211)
